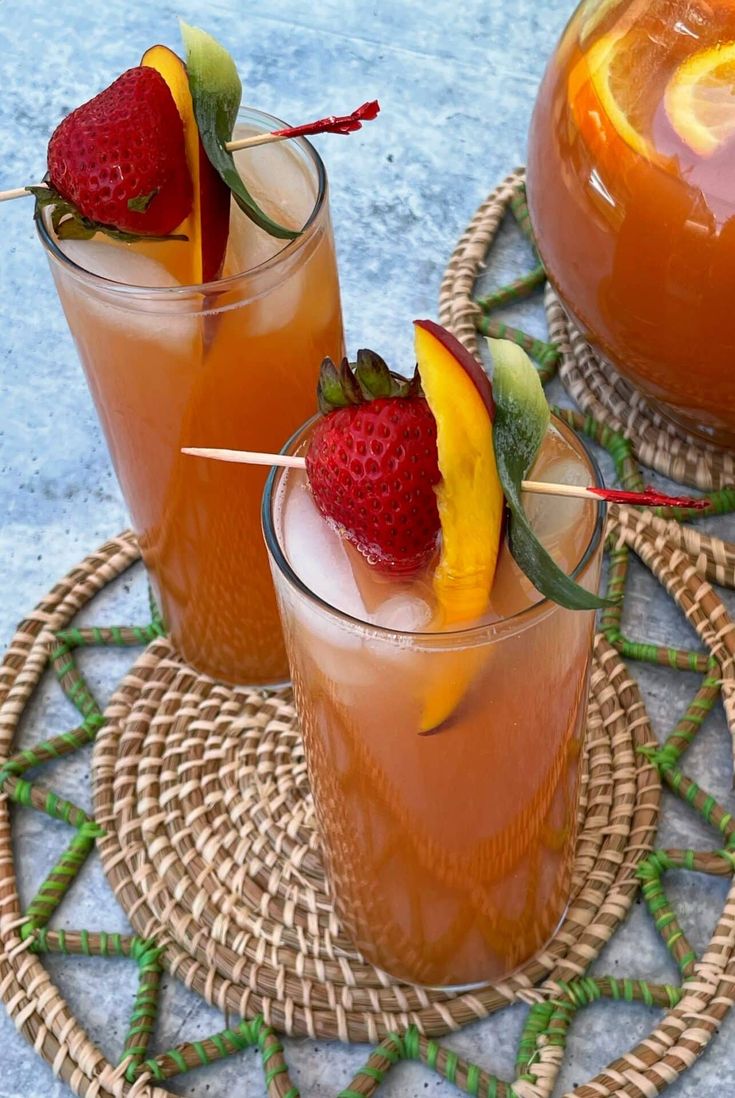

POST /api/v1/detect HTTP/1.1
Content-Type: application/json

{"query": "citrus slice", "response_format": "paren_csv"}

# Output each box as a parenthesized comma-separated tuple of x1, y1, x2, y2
(579, 0, 625, 46)
(665, 42, 735, 156)
(582, 29, 657, 161)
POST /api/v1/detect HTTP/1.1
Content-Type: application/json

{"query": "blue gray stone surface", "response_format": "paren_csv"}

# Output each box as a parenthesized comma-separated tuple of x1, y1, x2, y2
(1, 0, 735, 1095)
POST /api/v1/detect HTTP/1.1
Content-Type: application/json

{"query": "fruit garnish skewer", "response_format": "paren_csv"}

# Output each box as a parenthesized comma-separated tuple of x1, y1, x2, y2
(182, 322, 706, 730)
(0, 102, 381, 205)
(181, 446, 705, 511)
(0, 24, 380, 283)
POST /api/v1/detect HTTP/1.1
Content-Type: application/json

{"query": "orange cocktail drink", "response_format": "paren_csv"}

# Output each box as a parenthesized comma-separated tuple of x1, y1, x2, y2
(264, 415, 603, 987)
(39, 110, 343, 685)
(528, 0, 735, 445)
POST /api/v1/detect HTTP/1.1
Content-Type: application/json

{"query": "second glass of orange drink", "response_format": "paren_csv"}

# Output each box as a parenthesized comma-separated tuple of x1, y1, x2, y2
(262, 324, 605, 986)
(37, 32, 345, 685)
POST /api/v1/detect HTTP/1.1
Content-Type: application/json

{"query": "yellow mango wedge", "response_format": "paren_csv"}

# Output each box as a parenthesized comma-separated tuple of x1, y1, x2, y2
(142, 44, 230, 284)
(414, 320, 504, 731)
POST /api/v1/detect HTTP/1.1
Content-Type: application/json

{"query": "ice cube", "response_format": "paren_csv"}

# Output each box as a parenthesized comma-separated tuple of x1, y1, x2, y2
(60, 239, 180, 288)
(56, 238, 199, 356)
(221, 197, 333, 339)
(232, 128, 316, 230)
(524, 456, 589, 549)
(281, 481, 364, 620)
(221, 202, 285, 279)
(370, 595, 433, 632)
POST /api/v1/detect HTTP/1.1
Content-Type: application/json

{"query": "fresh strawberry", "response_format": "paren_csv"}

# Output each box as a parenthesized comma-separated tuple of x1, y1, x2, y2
(305, 353, 441, 574)
(47, 66, 192, 237)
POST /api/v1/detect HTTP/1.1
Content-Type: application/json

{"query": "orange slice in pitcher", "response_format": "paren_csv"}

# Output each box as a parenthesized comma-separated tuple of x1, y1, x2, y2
(579, 0, 625, 45)
(582, 29, 657, 161)
(665, 42, 735, 156)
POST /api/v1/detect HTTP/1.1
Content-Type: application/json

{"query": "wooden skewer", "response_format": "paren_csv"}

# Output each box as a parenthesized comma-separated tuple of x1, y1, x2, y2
(0, 185, 34, 203)
(0, 131, 304, 203)
(179, 447, 709, 510)
(0, 101, 380, 204)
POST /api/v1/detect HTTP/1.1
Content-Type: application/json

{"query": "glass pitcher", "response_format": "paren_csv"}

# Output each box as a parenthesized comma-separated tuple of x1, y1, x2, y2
(527, 0, 735, 447)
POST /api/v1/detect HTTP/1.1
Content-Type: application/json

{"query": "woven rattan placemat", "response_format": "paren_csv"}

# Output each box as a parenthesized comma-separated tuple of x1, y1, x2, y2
(3, 173, 735, 1096)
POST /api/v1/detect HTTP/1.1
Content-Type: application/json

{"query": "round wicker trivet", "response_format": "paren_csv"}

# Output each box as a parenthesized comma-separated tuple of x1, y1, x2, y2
(3, 171, 735, 1096)
(2, 516, 735, 1096)
(93, 610, 658, 1044)
(439, 168, 735, 492)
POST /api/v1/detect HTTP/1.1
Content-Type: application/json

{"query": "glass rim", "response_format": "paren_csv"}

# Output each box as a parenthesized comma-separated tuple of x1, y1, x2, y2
(262, 412, 606, 643)
(35, 106, 329, 298)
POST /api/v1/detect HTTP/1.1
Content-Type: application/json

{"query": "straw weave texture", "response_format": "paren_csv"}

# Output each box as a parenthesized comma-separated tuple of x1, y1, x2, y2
(3, 172, 735, 1096)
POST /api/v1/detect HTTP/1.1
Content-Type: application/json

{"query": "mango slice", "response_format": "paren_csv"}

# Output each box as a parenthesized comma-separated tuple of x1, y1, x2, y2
(141, 44, 230, 284)
(414, 320, 504, 731)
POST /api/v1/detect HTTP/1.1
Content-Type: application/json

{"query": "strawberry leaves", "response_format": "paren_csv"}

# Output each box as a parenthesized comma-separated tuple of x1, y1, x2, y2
(181, 23, 299, 241)
(30, 183, 188, 244)
(317, 353, 421, 414)
(490, 338, 609, 611)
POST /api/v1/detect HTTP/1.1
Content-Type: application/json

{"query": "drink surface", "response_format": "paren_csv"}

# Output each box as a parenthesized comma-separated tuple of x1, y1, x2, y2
(528, 0, 735, 444)
(46, 122, 344, 684)
(270, 421, 602, 986)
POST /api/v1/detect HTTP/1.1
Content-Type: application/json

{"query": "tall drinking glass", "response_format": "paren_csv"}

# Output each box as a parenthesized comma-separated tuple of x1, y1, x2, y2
(263, 416, 605, 987)
(38, 108, 344, 686)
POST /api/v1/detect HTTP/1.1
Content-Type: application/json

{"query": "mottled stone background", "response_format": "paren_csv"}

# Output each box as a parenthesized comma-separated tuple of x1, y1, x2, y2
(1, 0, 734, 1094)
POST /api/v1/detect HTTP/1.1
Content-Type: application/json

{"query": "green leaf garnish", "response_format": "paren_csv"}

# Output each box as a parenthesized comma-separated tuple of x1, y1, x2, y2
(29, 184, 187, 245)
(489, 338, 609, 611)
(180, 23, 299, 241)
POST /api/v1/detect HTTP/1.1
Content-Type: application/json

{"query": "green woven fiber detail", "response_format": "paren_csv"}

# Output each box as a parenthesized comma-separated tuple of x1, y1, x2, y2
(466, 1063, 481, 1096)
(400, 1027, 419, 1061)
(24, 830, 97, 928)
(166, 1049, 189, 1074)
(705, 487, 735, 516)
(339, 1090, 367, 1098)
(148, 584, 166, 632)
(379, 1033, 404, 1064)
(476, 264, 546, 312)
(650, 488, 735, 522)
(30, 928, 57, 953)
(261, 1039, 283, 1066)
(282, 1089, 300, 1098)
(265, 1063, 288, 1085)
(516, 1001, 553, 1070)
(141, 1058, 166, 1082)
(509, 186, 535, 244)
(126, 1020, 156, 1040)
(426, 1039, 439, 1070)
(358, 1065, 386, 1085)
(191, 1041, 210, 1067)
(9, 778, 33, 806)
(477, 314, 559, 373)
(679, 951, 698, 973)
(54, 656, 75, 678)
(209, 1033, 228, 1058)
(248, 1015, 267, 1045)
(443, 1049, 459, 1085)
